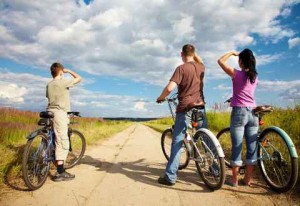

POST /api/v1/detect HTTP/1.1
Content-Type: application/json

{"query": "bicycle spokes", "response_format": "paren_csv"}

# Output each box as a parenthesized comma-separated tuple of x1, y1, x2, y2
(259, 131, 292, 189)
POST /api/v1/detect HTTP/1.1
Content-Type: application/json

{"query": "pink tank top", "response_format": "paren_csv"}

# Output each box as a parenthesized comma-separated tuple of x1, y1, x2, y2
(231, 69, 257, 108)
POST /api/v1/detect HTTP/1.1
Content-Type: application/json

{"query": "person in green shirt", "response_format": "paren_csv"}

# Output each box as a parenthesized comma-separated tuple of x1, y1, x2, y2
(46, 62, 82, 182)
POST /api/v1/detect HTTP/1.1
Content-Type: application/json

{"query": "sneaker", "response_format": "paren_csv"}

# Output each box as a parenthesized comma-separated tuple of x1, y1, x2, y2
(158, 177, 175, 186)
(52, 171, 75, 182)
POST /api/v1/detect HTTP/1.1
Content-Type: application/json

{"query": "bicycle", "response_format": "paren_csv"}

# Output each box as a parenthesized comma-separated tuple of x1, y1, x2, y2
(216, 99, 299, 192)
(160, 93, 226, 190)
(22, 111, 86, 190)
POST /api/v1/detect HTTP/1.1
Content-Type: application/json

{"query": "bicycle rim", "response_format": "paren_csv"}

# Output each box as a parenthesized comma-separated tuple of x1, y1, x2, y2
(161, 128, 189, 170)
(216, 127, 246, 169)
(22, 133, 50, 190)
(194, 130, 225, 190)
(258, 129, 298, 192)
(64, 130, 86, 169)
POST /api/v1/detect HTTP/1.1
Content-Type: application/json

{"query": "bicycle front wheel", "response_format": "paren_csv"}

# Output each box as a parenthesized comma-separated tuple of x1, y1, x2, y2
(258, 127, 298, 193)
(64, 129, 86, 169)
(22, 132, 50, 190)
(161, 128, 190, 170)
(194, 129, 226, 190)
(216, 127, 246, 169)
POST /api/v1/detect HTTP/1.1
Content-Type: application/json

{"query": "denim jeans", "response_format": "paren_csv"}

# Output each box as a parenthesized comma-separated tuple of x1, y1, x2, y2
(230, 107, 259, 167)
(165, 108, 208, 183)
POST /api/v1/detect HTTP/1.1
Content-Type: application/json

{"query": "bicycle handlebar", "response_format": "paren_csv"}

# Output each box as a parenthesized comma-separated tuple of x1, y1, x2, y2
(224, 97, 232, 104)
(67, 112, 81, 117)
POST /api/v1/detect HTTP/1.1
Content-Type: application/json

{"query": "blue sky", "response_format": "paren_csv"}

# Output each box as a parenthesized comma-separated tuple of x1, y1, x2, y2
(0, 0, 299, 118)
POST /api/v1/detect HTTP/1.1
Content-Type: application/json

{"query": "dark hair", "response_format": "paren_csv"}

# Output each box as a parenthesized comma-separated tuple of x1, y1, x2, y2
(182, 44, 195, 57)
(239, 48, 257, 84)
(50, 62, 64, 78)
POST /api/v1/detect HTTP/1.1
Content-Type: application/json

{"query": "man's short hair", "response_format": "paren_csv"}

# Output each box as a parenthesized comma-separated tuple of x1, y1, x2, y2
(50, 62, 64, 78)
(182, 44, 195, 57)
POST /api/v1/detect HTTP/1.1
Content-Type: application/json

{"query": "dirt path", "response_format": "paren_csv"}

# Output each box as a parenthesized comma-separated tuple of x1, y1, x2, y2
(0, 124, 297, 206)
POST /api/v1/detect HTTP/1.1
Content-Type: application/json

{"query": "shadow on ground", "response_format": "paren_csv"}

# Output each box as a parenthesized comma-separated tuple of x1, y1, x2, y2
(80, 155, 213, 193)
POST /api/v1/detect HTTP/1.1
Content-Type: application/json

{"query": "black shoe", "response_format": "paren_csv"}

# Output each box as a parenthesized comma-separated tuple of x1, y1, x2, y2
(158, 177, 175, 186)
(52, 171, 75, 182)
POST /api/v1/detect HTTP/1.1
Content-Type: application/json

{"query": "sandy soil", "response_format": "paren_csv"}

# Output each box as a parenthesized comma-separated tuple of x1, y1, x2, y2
(0, 124, 298, 206)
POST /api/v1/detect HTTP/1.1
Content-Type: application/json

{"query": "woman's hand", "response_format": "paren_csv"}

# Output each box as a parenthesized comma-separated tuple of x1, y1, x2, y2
(232, 51, 239, 56)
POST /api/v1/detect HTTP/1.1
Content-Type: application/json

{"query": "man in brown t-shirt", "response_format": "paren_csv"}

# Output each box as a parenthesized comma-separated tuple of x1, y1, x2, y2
(156, 44, 208, 186)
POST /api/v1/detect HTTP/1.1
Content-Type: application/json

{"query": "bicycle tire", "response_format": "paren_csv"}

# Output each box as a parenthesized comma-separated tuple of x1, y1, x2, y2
(64, 129, 86, 169)
(194, 129, 226, 190)
(161, 128, 190, 170)
(258, 127, 298, 193)
(22, 132, 50, 190)
(216, 127, 246, 170)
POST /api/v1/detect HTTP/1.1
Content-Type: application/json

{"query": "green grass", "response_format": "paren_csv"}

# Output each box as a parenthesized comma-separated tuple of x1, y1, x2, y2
(0, 107, 133, 186)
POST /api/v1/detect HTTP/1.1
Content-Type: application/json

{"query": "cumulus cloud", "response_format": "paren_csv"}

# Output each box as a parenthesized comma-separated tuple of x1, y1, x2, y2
(288, 37, 300, 49)
(0, 68, 162, 117)
(134, 101, 147, 111)
(0, 83, 27, 104)
(0, 0, 298, 86)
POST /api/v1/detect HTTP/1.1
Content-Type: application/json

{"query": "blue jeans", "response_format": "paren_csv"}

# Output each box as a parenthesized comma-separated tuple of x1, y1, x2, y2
(230, 107, 259, 167)
(165, 108, 208, 183)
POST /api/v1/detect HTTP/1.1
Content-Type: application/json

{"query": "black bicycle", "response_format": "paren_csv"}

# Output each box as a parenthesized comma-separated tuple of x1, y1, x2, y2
(160, 93, 226, 190)
(22, 111, 86, 190)
(216, 99, 298, 192)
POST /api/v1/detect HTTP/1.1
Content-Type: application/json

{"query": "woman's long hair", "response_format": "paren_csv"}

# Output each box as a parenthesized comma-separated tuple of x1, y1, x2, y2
(239, 49, 257, 84)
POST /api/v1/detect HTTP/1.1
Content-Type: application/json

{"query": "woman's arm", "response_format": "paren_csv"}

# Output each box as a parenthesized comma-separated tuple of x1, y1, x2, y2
(217, 51, 239, 78)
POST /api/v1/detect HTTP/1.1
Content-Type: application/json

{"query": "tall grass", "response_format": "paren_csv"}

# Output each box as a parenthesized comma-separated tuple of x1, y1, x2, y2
(0, 107, 133, 186)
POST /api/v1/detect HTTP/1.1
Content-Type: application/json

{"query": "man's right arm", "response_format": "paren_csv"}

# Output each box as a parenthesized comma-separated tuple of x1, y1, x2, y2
(63, 69, 82, 84)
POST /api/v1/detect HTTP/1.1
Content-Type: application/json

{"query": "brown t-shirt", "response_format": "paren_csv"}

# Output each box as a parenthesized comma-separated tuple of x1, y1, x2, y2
(170, 61, 205, 112)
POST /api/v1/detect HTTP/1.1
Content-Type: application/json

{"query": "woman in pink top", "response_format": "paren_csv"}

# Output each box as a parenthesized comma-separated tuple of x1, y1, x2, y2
(218, 49, 258, 187)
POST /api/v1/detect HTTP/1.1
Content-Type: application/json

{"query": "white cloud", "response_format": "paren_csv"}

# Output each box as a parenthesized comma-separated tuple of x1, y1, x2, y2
(0, 83, 27, 104)
(288, 37, 300, 49)
(256, 53, 282, 66)
(259, 79, 300, 92)
(214, 84, 232, 91)
(281, 8, 291, 18)
(0, 68, 164, 117)
(134, 101, 147, 111)
(173, 15, 195, 42)
(280, 87, 300, 102)
(0, 0, 298, 86)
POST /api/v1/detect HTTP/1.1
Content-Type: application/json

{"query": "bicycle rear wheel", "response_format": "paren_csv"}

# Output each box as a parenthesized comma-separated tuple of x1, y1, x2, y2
(22, 132, 50, 190)
(216, 127, 246, 170)
(258, 127, 298, 193)
(64, 129, 86, 169)
(161, 128, 190, 170)
(194, 129, 226, 190)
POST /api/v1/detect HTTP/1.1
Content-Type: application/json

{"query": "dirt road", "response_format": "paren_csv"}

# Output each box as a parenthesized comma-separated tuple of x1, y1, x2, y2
(0, 124, 296, 206)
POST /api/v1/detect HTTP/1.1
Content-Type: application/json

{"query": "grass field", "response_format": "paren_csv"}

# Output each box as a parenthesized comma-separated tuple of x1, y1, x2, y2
(145, 105, 300, 193)
(0, 107, 133, 186)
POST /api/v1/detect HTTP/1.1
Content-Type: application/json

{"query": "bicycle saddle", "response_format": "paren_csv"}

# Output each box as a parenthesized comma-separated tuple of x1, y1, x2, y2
(254, 105, 273, 113)
(187, 101, 205, 110)
(40, 111, 54, 118)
